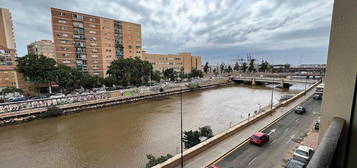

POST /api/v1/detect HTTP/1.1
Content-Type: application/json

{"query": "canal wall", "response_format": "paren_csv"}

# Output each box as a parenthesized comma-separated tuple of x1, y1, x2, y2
(153, 80, 321, 168)
(0, 81, 233, 127)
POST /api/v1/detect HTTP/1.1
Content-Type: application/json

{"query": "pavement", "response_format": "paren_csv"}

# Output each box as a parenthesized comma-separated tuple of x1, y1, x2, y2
(213, 97, 321, 168)
(178, 86, 317, 168)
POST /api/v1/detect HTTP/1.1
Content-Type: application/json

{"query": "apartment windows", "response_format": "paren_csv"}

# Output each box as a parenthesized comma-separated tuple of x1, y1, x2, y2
(73, 22, 83, 28)
(72, 14, 83, 21)
(60, 40, 68, 44)
(89, 18, 96, 22)
(136, 46, 141, 49)
(63, 60, 71, 64)
(89, 30, 96, 34)
(106, 55, 112, 58)
(58, 12, 65, 16)
(89, 24, 96, 28)
(93, 65, 99, 69)
(93, 60, 98, 64)
(58, 19, 66, 24)
(73, 34, 85, 40)
(128, 45, 132, 49)
(90, 37, 97, 41)
(93, 72, 100, 76)
(92, 54, 98, 58)
(92, 49, 98, 53)
(74, 42, 85, 47)
(76, 48, 86, 53)
(62, 53, 70, 57)
(103, 19, 110, 23)
(59, 26, 67, 30)
(73, 27, 84, 35)
(61, 47, 69, 51)
(175, 58, 181, 60)
(104, 37, 110, 41)
(90, 43, 97, 47)
(106, 49, 112, 52)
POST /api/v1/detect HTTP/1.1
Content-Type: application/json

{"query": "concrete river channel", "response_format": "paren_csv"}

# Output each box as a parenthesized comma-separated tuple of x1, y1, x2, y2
(0, 83, 307, 168)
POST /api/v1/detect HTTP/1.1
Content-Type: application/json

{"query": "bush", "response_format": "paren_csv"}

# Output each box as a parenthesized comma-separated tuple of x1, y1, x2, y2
(145, 154, 173, 168)
(42, 106, 63, 118)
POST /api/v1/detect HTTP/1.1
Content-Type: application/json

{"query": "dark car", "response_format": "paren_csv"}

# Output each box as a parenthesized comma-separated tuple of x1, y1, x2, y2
(314, 120, 320, 130)
(313, 94, 322, 100)
(295, 106, 306, 114)
(249, 132, 269, 146)
(285, 159, 306, 168)
(8, 97, 28, 102)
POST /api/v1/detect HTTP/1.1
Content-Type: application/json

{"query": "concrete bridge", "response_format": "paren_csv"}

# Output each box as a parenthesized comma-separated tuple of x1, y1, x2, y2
(231, 76, 316, 88)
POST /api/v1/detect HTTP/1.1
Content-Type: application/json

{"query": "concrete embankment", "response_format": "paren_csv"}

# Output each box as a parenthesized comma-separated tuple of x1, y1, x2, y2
(153, 80, 321, 168)
(0, 81, 233, 127)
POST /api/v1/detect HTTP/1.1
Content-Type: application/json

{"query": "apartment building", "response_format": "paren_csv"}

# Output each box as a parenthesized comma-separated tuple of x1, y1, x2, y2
(142, 51, 202, 73)
(27, 40, 56, 59)
(51, 8, 142, 77)
(0, 8, 19, 89)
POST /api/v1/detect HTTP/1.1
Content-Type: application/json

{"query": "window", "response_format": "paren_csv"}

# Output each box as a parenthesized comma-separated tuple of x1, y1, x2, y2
(58, 19, 66, 24)
(90, 37, 97, 41)
(128, 45, 132, 49)
(62, 53, 69, 57)
(90, 43, 97, 47)
(89, 24, 96, 28)
(92, 54, 98, 58)
(136, 46, 141, 49)
(73, 22, 83, 28)
(106, 49, 112, 52)
(72, 14, 83, 21)
(92, 49, 98, 53)
(58, 12, 65, 16)
(62, 33, 68, 37)
(63, 60, 71, 64)
(61, 47, 69, 51)
(89, 18, 96, 22)
(60, 40, 68, 44)
(59, 26, 67, 30)
(89, 30, 96, 34)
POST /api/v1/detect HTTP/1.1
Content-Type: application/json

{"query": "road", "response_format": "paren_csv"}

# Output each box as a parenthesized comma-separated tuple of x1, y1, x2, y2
(213, 97, 321, 168)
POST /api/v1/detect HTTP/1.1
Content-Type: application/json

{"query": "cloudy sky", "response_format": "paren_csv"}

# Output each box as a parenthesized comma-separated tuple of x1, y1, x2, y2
(2, 0, 333, 65)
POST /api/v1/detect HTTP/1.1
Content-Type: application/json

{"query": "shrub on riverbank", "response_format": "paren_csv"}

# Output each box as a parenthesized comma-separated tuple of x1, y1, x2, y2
(41, 106, 63, 118)
(145, 154, 173, 168)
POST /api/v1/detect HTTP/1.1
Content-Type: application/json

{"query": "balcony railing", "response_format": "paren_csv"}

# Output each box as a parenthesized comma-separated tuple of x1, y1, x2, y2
(307, 117, 345, 168)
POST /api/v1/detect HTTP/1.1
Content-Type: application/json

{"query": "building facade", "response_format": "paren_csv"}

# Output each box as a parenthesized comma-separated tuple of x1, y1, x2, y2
(142, 52, 202, 73)
(27, 40, 56, 59)
(0, 8, 18, 89)
(51, 8, 142, 77)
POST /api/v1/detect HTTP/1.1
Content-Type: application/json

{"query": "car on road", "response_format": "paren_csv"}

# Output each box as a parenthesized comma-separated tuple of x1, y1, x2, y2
(313, 94, 322, 100)
(249, 132, 269, 146)
(293, 145, 314, 163)
(8, 97, 28, 102)
(49, 93, 65, 98)
(314, 119, 320, 130)
(294, 106, 306, 114)
(285, 159, 306, 168)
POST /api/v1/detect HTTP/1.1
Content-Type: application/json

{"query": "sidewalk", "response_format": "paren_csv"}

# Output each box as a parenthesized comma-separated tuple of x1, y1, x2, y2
(180, 87, 316, 168)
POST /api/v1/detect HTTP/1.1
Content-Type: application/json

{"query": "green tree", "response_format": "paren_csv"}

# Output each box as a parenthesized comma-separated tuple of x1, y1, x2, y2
(220, 63, 225, 73)
(242, 62, 248, 72)
(190, 69, 203, 78)
(107, 58, 153, 86)
(199, 126, 213, 139)
(233, 62, 239, 72)
(259, 60, 269, 72)
(145, 154, 173, 168)
(203, 62, 209, 73)
(284, 64, 291, 70)
(163, 68, 177, 81)
(80, 74, 102, 90)
(16, 54, 56, 92)
(183, 130, 201, 149)
(103, 76, 117, 88)
(228, 65, 233, 73)
(49, 64, 82, 93)
(151, 70, 161, 82)
(248, 59, 256, 72)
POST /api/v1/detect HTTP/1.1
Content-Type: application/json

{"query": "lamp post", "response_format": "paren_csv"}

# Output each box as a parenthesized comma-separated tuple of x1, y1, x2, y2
(257, 103, 261, 113)
(304, 73, 308, 95)
(180, 71, 184, 168)
(270, 78, 275, 110)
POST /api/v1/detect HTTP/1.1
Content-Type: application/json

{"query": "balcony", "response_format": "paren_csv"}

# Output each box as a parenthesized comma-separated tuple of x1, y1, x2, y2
(72, 14, 83, 21)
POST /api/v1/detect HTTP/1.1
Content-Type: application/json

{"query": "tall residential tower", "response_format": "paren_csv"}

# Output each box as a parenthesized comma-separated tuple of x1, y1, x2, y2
(51, 8, 142, 77)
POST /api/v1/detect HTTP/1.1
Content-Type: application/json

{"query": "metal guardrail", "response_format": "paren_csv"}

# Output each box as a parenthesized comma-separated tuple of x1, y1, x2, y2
(307, 117, 345, 168)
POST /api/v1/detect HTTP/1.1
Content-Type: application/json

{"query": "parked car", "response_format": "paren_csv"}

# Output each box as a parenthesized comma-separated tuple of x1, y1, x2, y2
(285, 159, 306, 168)
(8, 97, 28, 102)
(49, 93, 65, 98)
(293, 145, 314, 163)
(314, 120, 320, 130)
(313, 94, 322, 100)
(294, 106, 306, 114)
(249, 132, 269, 146)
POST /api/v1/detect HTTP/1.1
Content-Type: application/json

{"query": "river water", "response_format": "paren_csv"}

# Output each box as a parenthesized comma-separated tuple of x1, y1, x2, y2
(0, 84, 306, 168)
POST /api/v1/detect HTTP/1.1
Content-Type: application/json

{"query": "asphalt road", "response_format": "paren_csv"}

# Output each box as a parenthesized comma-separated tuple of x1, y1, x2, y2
(214, 97, 321, 168)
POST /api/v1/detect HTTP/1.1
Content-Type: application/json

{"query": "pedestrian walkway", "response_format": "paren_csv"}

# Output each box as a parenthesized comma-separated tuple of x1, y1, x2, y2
(179, 87, 317, 168)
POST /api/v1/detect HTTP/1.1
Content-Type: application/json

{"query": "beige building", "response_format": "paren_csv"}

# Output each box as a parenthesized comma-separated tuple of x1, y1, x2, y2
(318, 0, 357, 167)
(51, 8, 142, 77)
(27, 40, 56, 59)
(142, 51, 202, 73)
(0, 8, 18, 89)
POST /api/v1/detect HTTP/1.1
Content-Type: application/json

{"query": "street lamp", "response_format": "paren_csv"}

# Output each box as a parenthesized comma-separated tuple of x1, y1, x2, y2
(257, 103, 261, 113)
(180, 71, 184, 168)
(270, 78, 275, 110)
